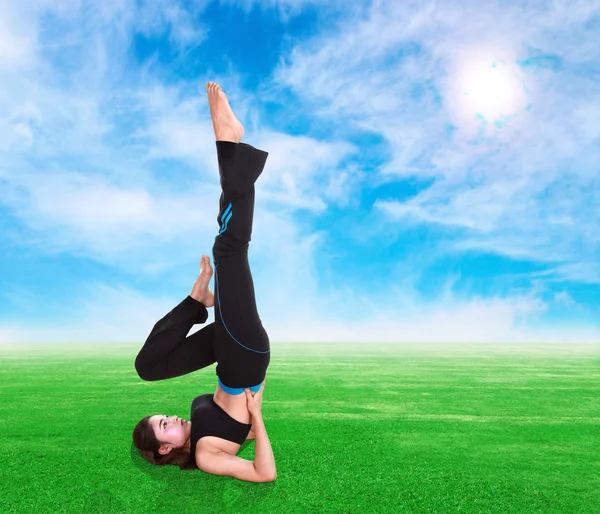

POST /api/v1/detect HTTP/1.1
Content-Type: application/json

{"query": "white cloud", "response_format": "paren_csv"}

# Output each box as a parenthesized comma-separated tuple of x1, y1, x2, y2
(136, 0, 209, 51)
(547, 263, 600, 285)
(3, 273, 599, 345)
(1, 0, 599, 346)
(270, 0, 600, 285)
(2, 164, 221, 270)
(0, 0, 41, 69)
(0, 0, 358, 278)
(553, 290, 576, 309)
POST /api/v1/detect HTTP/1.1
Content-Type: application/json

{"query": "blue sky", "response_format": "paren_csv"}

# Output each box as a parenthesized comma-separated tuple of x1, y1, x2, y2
(1, 0, 599, 345)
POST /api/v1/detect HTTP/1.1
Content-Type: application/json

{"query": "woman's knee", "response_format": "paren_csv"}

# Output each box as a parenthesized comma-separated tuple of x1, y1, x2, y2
(212, 237, 249, 261)
(134, 354, 161, 382)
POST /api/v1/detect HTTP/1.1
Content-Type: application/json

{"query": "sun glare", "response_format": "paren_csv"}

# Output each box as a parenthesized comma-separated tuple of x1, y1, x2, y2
(445, 47, 530, 139)
(459, 59, 520, 120)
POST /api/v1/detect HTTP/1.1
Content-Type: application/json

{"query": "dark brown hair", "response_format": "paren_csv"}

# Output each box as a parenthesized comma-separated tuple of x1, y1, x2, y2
(132, 416, 197, 471)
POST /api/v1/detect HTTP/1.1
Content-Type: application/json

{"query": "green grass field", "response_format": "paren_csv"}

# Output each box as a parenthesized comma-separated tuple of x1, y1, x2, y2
(1, 342, 599, 513)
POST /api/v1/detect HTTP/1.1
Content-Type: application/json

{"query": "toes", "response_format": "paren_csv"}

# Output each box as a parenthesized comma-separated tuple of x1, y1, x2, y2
(205, 82, 223, 99)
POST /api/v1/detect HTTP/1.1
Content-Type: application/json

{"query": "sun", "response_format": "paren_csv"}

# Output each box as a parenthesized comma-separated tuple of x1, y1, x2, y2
(446, 47, 529, 136)
(459, 59, 520, 120)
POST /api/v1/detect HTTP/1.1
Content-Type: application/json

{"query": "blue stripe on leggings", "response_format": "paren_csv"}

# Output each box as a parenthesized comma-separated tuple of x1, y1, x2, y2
(219, 211, 233, 234)
(214, 263, 270, 355)
(221, 203, 232, 221)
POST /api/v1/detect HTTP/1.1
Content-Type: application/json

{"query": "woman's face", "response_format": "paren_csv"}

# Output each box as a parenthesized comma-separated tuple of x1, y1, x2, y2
(149, 414, 191, 454)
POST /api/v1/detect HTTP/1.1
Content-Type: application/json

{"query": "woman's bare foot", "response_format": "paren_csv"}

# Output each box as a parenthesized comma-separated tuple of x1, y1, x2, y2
(206, 82, 244, 143)
(191, 255, 214, 307)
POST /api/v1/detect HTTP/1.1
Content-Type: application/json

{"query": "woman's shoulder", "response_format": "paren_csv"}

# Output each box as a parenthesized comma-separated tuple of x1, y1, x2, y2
(191, 393, 214, 412)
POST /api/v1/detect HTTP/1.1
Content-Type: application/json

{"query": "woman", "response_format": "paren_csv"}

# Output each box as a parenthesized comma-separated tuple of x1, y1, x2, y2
(132, 82, 276, 483)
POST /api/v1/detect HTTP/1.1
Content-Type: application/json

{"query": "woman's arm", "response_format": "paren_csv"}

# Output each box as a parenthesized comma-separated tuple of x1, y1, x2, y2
(252, 414, 276, 479)
(246, 426, 255, 440)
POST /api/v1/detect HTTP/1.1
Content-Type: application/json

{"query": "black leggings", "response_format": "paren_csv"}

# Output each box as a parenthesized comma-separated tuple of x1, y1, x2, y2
(134, 141, 271, 394)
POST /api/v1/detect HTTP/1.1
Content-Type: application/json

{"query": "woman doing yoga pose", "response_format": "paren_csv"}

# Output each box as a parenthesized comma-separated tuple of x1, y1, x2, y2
(132, 82, 276, 483)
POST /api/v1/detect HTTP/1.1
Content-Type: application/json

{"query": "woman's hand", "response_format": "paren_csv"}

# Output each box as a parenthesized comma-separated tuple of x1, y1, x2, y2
(245, 381, 265, 418)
